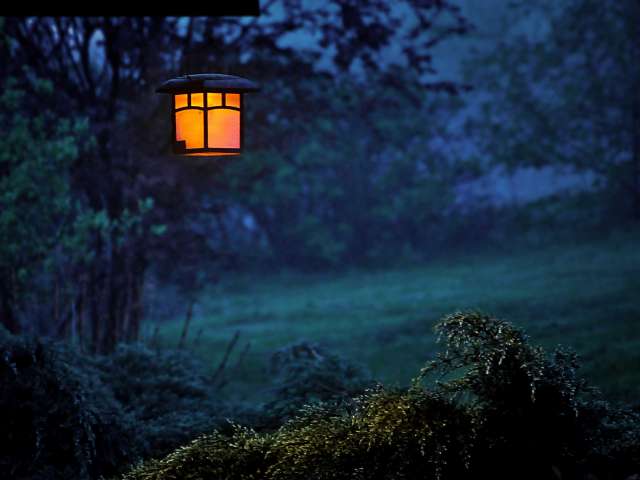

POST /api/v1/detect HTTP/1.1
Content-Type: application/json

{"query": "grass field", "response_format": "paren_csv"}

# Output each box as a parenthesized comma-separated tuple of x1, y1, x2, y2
(151, 228, 640, 403)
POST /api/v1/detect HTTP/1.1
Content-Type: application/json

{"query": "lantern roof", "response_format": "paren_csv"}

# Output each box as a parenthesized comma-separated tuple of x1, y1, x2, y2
(156, 73, 260, 94)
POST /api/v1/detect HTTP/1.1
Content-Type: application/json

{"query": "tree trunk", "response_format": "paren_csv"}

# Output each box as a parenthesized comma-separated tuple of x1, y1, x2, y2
(633, 103, 640, 222)
(178, 300, 194, 348)
(633, 1, 640, 221)
(1, 287, 20, 334)
(104, 241, 125, 354)
(126, 258, 146, 342)
(89, 262, 103, 353)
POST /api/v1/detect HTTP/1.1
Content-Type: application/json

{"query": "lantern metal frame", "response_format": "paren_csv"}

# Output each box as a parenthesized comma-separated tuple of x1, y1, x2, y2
(156, 73, 260, 156)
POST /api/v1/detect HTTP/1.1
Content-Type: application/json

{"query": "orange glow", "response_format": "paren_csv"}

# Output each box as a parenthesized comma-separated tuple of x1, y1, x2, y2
(207, 93, 222, 106)
(208, 109, 240, 148)
(185, 152, 240, 156)
(175, 94, 188, 109)
(191, 93, 204, 107)
(176, 109, 204, 149)
(226, 93, 240, 108)
(173, 90, 242, 154)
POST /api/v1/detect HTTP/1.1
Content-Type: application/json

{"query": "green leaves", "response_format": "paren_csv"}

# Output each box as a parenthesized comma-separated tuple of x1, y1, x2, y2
(150, 224, 168, 237)
(0, 78, 84, 308)
(466, 0, 640, 219)
(121, 311, 640, 480)
(3, 310, 637, 479)
(222, 73, 472, 268)
(0, 334, 137, 480)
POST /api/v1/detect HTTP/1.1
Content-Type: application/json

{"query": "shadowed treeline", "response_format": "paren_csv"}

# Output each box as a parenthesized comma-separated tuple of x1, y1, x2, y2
(0, 7, 471, 352)
(1, 3, 640, 479)
(2, 2, 639, 353)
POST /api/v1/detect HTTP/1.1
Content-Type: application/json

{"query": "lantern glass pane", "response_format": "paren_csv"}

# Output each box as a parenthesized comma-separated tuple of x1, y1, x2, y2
(191, 93, 204, 107)
(226, 93, 241, 108)
(175, 94, 188, 109)
(207, 93, 223, 107)
(176, 109, 204, 149)
(207, 109, 240, 149)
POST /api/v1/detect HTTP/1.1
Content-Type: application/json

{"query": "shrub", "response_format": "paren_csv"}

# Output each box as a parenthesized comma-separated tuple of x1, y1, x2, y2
(0, 332, 254, 479)
(259, 341, 374, 429)
(92, 343, 232, 459)
(0, 331, 137, 480)
(121, 312, 640, 480)
(266, 388, 473, 480)
(414, 311, 593, 478)
(121, 388, 473, 480)
(574, 399, 640, 479)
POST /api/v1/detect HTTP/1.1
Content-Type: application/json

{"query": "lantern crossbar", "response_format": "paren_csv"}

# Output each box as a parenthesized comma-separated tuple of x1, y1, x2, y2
(173, 106, 241, 113)
(203, 90, 209, 148)
(173, 147, 241, 154)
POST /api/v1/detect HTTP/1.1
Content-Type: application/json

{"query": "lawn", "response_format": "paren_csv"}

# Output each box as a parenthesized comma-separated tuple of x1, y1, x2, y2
(151, 228, 640, 403)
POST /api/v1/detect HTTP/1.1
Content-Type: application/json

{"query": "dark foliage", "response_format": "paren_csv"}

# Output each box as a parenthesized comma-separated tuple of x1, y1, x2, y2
(0, 328, 137, 480)
(259, 341, 374, 429)
(0, 6, 471, 347)
(90, 344, 233, 460)
(413, 311, 635, 479)
(122, 312, 640, 480)
(3, 313, 639, 479)
(0, 330, 244, 479)
(0, 328, 372, 479)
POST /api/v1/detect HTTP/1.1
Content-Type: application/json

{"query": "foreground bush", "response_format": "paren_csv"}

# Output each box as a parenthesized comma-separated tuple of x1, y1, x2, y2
(121, 312, 640, 480)
(0, 330, 138, 480)
(0, 329, 368, 479)
(92, 344, 234, 459)
(0, 333, 241, 479)
(259, 340, 374, 430)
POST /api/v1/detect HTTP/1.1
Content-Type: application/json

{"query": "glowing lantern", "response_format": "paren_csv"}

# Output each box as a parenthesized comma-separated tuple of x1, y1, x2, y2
(156, 73, 259, 156)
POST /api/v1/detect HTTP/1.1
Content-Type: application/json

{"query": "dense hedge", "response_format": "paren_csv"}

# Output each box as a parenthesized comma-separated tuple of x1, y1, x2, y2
(259, 340, 374, 429)
(0, 328, 371, 479)
(0, 331, 240, 479)
(93, 344, 234, 458)
(121, 312, 640, 480)
(2, 312, 639, 479)
(0, 330, 137, 480)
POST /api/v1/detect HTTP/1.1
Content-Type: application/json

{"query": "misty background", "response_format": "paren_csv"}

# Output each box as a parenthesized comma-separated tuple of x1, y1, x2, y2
(0, 0, 639, 452)
(2, 1, 640, 478)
